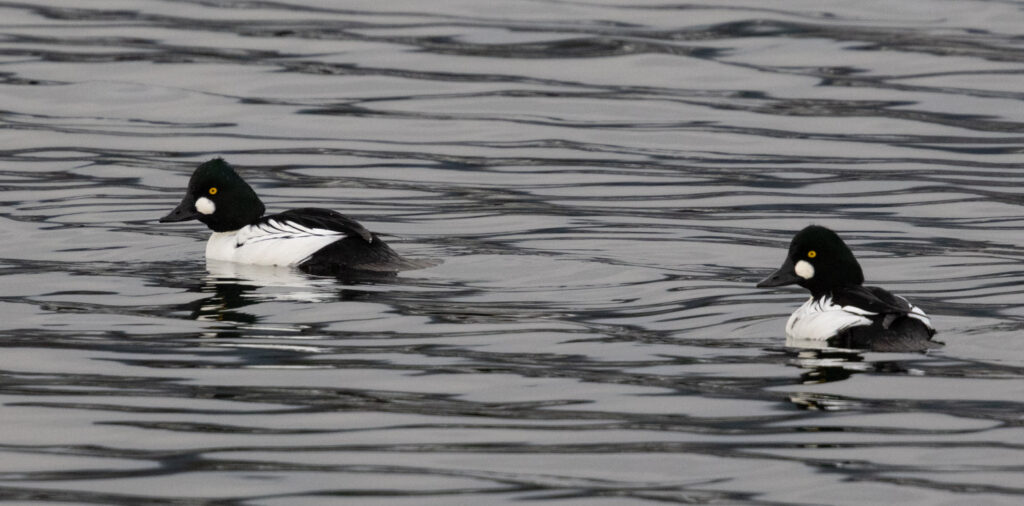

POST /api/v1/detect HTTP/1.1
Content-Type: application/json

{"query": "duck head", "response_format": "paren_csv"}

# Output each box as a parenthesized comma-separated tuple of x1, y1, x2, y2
(160, 158, 265, 232)
(757, 225, 864, 298)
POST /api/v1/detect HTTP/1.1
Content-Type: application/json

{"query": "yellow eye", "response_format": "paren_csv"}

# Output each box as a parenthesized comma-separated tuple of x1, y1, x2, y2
(208, 187, 218, 195)
(807, 250, 817, 258)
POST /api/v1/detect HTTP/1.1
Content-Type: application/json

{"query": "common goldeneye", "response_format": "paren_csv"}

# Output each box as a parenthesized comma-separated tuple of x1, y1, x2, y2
(160, 158, 422, 275)
(757, 225, 937, 352)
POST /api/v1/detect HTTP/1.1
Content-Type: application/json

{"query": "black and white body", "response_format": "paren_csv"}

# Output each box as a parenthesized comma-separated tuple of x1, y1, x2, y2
(757, 225, 937, 352)
(160, 158, 422, 275)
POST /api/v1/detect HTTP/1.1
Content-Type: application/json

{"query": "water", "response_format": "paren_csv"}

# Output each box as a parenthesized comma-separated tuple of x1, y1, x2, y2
(1, 0, 1023, 504)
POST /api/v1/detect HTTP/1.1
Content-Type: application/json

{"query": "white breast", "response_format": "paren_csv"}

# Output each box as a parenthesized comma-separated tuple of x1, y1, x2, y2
(785, 296, 874, 341)
(205, 219, 345, 266)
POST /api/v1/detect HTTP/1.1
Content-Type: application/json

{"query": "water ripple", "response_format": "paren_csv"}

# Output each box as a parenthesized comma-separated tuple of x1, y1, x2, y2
(0, 0, 1023, 504)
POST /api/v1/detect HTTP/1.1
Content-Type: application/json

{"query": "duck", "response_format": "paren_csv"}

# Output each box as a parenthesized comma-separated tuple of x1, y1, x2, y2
(160, 158, 423, 276)
(756, 225, 937, 352)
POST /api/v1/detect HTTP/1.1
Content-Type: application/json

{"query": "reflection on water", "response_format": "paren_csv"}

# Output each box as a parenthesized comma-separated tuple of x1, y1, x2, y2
(198, 260, 390, 318)
(1, 0, 1024, 504)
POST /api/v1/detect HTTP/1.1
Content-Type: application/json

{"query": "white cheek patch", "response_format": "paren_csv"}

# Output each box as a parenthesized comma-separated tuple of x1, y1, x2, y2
(795, 259, 815, 280)
(195, 196, 216, 215)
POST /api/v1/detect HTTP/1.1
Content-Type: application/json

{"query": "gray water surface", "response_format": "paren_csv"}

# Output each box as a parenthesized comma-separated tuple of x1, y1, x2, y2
(1, 1, 1024, 504)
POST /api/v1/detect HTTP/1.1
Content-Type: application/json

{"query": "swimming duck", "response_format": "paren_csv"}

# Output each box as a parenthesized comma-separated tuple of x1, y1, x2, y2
(757, 225, 936, 351)
(160, 158, 421, 275)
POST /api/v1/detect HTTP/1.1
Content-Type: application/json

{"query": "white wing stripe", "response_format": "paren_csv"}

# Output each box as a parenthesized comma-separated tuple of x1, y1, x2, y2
(287, 221, 321, 235)
(237, 220, 345, 246)
(907, 304, 934, 330)
(812, 295, 879, 316)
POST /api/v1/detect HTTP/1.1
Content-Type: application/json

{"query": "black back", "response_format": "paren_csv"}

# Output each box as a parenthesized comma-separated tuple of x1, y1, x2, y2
(264, 209, 427, 275)
(830, 284, 936, 351)
(832, 285, 912, 315)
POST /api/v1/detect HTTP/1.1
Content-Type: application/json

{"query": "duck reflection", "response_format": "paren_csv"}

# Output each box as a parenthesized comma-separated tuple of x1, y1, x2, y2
(784, 343, 925, 411)
(185, 259, 394, 326)
(789, 348, 867, 384)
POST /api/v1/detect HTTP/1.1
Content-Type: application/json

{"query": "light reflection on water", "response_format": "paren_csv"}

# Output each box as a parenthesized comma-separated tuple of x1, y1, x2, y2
(1, 0, 1024, 504)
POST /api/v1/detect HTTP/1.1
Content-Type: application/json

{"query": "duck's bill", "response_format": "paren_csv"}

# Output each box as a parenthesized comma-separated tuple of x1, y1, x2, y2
(756, 258, 801, 288)
(159, 198, 199, 223)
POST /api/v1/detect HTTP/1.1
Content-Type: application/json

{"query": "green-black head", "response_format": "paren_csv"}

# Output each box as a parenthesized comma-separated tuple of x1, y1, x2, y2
(159, 158, 265, 232)
(756, 225, 864, 298)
